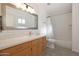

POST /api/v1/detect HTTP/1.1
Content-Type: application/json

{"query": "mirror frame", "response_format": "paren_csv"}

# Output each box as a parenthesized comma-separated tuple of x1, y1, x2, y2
(2, 4, 38, 30)
(5, 14, 38, 30)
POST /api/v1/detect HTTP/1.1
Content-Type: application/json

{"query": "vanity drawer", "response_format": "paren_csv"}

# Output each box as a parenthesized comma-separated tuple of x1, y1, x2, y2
(31, 37, 47, 47)
(16, 41, 31, 50)
(40, 37, 47, 46)
(31, 39, 40, 46)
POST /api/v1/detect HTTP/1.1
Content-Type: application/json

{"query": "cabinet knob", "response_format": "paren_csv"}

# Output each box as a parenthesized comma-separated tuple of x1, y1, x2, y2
(0, 53, 10, 56)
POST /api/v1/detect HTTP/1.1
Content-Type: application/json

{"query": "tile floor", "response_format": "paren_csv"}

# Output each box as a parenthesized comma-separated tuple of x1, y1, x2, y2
(44, 46, 79, 56)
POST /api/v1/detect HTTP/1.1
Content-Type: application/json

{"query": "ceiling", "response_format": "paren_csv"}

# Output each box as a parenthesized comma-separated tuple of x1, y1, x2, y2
(28, 3, 72, 16)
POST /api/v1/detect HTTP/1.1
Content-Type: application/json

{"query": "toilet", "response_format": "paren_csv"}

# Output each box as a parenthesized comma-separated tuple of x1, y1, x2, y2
(47, 39, 56, 48)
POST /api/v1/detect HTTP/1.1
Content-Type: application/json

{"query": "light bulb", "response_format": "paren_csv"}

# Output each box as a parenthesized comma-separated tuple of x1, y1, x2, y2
(21, 4, 26, 10)
(25, 8, 29, 12)
(30, 9, 36, 13)
(27, 7, 32, 12)
(13, 3, 22, 8)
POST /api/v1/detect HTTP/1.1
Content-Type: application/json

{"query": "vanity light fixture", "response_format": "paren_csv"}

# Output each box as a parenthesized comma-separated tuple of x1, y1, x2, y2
(11, 3, 36, 14)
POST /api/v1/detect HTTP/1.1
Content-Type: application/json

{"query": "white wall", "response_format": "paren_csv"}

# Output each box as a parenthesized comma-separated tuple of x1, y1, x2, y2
(72, 4, 79, 52)
(37, 4, 47, 35)
(52, 13, 72, 49)
(0, 4, 1, 16)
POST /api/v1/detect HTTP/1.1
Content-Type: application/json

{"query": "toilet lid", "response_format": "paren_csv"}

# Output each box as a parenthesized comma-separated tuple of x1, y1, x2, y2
(47, 39, 56, 42)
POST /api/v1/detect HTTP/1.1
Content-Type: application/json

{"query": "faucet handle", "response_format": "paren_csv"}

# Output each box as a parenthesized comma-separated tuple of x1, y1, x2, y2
(29, 31, 32, 35)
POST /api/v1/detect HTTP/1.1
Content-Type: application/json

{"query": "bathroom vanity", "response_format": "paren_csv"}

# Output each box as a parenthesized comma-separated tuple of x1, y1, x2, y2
(0, 35, 47, 56)
(0, 4, 47, 56)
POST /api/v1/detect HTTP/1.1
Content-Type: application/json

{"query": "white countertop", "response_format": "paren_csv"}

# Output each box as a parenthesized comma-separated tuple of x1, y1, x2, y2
(0, 34, 45, 50)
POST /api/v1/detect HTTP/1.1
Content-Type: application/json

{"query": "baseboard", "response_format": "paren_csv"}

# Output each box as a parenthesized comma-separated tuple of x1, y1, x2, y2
(47, 44, 55, 49)
(72, 49, 79, 53)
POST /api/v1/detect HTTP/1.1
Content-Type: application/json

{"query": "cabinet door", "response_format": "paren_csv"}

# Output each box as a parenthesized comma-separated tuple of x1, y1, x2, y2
(37, 45, 43, 56)
(38, 37, 47, 55)
(31, 39, 44, 56)
(14, 48, 31, 56)
(31, 40, 38, 56)
(26, 48, 32, 56)
(15, 49, 26, 56)
(31, 46, 37, 56)
(41, 37, 47, 48)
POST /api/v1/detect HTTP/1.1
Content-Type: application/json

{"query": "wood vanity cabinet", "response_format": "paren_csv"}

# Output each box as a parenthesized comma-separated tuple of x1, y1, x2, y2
(0, 36, 47, 56)
(15, 48, 32, 56)
(0, 41, 32, 56)
(31, 37, 47, 56)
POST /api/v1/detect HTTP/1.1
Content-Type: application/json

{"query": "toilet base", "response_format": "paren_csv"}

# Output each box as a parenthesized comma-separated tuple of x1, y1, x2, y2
(47, 41, 55, 48)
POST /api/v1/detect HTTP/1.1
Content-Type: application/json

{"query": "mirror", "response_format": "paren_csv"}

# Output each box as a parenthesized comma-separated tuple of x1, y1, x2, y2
(4, 6, 38, 30)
